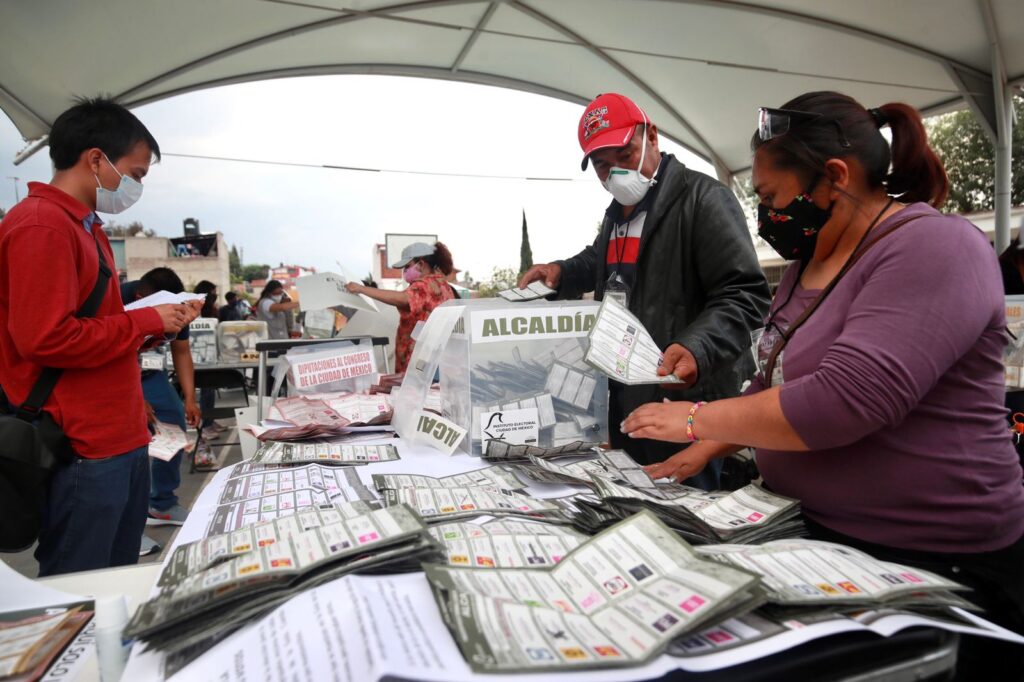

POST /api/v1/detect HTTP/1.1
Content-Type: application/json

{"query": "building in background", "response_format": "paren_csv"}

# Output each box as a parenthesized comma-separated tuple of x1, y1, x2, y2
(269, 264, 317, 289)
(106, 219, 230, 298)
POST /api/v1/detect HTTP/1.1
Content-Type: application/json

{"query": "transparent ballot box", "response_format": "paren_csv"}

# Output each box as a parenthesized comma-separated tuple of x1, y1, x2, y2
(439, 299, 608, 456)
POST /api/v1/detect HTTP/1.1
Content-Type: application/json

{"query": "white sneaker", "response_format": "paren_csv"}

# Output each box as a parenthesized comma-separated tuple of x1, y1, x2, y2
(139, 535, 161, 556)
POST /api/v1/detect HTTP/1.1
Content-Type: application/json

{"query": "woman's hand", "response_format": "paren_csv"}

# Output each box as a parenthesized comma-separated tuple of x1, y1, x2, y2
(345, 282, 363, 294)
(643, 446, 712, 483)
(621, 399, 693, 443)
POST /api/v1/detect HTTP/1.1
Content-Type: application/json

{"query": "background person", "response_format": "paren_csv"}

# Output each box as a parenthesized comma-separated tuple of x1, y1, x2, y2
(519, 93, 770, 487)
(122, 268, 202, 546)
(193, 279, 218, 319)
(345, 241, 455, 373)
(256, 279, 300, 341)
(218, 292, 244, 322)
(0, 98, 190, 575)
(625, 92, 1024, 680)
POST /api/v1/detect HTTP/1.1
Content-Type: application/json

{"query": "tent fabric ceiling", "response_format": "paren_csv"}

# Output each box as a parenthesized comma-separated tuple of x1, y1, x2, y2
(1, 0, 1021, 176)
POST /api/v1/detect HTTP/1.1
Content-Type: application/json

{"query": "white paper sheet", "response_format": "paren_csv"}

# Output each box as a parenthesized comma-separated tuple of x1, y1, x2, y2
(124, 290, 206, 312)
(585, 297, 683, 385)
(295, 272, 379, 314)
(149, 422, 187, 462)
(0, 561, 88, 613)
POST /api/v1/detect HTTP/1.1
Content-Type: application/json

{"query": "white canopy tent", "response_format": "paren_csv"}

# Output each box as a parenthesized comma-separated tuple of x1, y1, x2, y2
(0, 0, 1019, 245)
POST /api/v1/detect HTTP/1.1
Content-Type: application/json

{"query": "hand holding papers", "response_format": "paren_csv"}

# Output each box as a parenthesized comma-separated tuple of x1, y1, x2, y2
(585, 296, 684, 384)
(498, 281, 557, 302)
(149, 422, 187, 461)
(295, 272, 379, 314)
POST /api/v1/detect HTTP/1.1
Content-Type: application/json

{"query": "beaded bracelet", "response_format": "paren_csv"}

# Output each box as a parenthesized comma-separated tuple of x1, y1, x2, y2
(686, 401, 706, 442)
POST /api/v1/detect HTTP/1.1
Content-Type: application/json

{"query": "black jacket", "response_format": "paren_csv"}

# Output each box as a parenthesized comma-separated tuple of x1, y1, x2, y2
(556, 154, 771, 463)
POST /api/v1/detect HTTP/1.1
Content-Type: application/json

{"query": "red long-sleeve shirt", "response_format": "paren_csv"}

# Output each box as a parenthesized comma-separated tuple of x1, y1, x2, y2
(0, 182, 164, 458)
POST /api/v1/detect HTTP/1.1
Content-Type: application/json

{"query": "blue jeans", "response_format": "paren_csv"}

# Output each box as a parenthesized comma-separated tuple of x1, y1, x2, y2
(35, 446, 150, 577)
(142, 371, 186, 511)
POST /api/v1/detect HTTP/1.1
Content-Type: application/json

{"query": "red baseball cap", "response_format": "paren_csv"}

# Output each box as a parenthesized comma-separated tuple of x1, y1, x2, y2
(578, 93, 649, 170)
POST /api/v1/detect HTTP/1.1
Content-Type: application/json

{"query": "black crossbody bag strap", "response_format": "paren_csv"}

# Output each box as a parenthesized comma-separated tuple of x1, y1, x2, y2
(14, 236, 111, 421)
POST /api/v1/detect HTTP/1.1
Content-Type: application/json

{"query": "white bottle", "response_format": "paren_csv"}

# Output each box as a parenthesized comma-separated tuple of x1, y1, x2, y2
(93, 594, 131, 682)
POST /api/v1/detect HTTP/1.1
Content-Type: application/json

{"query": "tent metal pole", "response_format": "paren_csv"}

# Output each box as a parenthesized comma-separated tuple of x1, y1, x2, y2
(993, 87, 1012, 254)
(980, 0, 1012, 254)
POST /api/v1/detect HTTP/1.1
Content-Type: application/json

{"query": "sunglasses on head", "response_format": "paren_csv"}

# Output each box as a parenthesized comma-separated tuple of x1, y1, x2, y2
(757, 107, 823, 141)
(757, 107, 852, 148)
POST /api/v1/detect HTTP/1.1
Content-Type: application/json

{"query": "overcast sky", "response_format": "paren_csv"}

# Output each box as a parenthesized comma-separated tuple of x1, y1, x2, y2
(0, 75, 718, 283)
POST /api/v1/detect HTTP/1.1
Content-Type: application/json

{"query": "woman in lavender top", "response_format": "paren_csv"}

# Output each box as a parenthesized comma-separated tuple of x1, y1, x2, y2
(622, 91, 1024, 679)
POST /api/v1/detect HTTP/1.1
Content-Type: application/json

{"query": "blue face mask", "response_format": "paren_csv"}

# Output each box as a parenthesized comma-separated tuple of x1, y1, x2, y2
(95, 153, 143, 214)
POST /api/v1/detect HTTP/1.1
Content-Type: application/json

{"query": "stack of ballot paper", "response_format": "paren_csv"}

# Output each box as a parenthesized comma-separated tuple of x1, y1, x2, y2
(250, 440, 400, 466)
(373, 468, 576, 524)
(428, 518, 589, 569)
(696, 540, 973, 610)
(425, 511, 765, 672)
(482, 439, 601, 461)
(583, 476, 805, 544)
(252, 395, 393, 441)
(124, 502, 440, 663)
(507, 448, 658, 489)
(205, 462, 379, 534)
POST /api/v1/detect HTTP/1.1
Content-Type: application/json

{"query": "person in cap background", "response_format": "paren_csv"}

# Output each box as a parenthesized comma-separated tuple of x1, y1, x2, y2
(519, 93, 770, 489)
(346, 241, 455, 373)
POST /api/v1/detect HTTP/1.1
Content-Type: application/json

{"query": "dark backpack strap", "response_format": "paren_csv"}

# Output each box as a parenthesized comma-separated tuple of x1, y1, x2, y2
(15, 236, 111, 421)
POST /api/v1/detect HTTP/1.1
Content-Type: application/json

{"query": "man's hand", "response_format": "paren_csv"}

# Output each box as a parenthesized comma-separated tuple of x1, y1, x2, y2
(621, 399, 692, 443)
(344, 282, 363, 294)
(153, 304, 190, 335)
(518, 263, 562, 290)
(658, 343, 699, 385)
(184, 299, 203, 323)
(644, 446, 712, 483)
(184, 398, 201, 428)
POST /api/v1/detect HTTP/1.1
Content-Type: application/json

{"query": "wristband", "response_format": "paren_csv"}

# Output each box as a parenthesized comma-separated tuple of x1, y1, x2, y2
(686, 401, 706, 443)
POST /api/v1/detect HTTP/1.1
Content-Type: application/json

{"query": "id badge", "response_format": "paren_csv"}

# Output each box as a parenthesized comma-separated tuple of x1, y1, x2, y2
(755, 325, 784, 385)
(750, 327, 765, 368)
(605, 272, 630, 308)
(140, 352, 165, 371)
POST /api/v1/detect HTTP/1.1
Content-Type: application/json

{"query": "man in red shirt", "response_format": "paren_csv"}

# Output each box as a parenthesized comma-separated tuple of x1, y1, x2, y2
(0, 98, 193, 575)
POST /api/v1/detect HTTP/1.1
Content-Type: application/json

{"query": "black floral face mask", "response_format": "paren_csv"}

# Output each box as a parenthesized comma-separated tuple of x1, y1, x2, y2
(757, 180, 833, 262)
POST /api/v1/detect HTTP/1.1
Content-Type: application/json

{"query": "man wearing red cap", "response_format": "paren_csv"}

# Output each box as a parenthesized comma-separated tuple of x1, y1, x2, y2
(520, 93, 769, 488)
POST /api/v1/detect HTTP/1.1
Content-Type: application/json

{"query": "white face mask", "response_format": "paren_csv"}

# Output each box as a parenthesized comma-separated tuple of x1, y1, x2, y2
(95, 153, 143, 214)
(271, 294, 283, 303)
(601, 120, 654, 206)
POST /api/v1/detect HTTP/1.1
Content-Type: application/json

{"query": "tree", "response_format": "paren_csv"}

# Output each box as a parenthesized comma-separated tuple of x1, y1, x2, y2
(104, 220, 155, 237)
(229, 244, 242, 278)
(241, 264, 269, 282)
(519, 210, 533, 276)
(475, 266, 519, 298)
(924, 96, 1023, 213)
